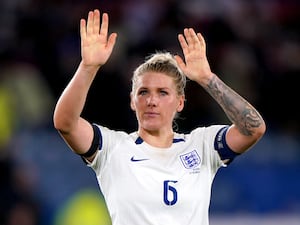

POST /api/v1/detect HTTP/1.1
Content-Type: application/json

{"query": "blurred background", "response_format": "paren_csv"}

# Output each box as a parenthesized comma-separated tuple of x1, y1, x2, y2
(0, 0, 300, 224)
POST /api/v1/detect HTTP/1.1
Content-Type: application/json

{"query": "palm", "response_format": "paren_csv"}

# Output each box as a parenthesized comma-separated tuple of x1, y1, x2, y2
(176, 28, 211, 82)
(80, 10, 117, 67)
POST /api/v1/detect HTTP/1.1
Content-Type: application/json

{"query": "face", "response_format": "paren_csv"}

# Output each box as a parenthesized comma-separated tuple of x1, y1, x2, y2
(130, 72, 185, 133)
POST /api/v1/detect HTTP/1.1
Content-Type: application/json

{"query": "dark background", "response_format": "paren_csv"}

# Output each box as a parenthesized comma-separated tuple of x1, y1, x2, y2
(1, 0, 300, 224)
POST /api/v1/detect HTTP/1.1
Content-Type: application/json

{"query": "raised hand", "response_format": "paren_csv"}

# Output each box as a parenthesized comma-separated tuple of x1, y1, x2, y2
(80, 9, 117, 68)
(175, 28, 212, 84)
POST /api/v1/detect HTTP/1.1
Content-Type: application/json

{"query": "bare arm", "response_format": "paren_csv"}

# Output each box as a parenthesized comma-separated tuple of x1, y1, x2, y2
(204, 74, 265, 153)
(175, 28, 266, 154)
(53, 9, 117, 159)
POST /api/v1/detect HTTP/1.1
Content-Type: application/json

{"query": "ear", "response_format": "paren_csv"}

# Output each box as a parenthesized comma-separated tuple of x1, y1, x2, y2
(177, 95, 185, 112)
(130, 92, 136, 111)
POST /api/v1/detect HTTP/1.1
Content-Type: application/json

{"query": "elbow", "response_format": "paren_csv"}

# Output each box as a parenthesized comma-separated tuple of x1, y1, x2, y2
(53, 117, 62, 131)
(53, 110, 72, 134)
(228, 120, 266, 154)
(53, 114, 64, 132)
(256, 120, 267, 140)
(249, 120, 266, 147)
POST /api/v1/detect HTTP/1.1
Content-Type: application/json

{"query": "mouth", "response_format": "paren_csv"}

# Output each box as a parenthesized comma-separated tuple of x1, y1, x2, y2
(144, 112, 159, 117)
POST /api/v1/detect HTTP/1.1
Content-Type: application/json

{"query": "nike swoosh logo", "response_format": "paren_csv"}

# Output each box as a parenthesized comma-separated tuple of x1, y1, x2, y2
(130, 156, 149, 162)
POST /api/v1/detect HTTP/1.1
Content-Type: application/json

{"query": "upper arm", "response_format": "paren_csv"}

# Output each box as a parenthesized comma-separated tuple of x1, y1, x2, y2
(58, 117, 94, 156)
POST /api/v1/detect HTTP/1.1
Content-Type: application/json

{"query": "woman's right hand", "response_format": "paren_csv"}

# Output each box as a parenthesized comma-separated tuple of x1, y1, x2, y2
(80, 9, 117, 69)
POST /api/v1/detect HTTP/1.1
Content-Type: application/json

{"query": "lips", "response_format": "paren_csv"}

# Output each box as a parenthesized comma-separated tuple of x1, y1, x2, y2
(144, 112, 159, 117)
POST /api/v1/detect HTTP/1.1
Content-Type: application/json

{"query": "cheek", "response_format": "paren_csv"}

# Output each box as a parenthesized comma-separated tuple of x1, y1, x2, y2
(165, 101, 180, 116)
(130, 93, 142, 111)
(131, 97, 144, 111)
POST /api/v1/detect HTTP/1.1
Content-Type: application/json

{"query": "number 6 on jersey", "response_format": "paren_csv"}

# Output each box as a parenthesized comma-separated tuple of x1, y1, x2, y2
(163, 180, 178, 206)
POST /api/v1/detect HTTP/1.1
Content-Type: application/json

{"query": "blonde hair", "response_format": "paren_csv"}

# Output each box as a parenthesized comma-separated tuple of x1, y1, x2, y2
(131, 52, 186, 96)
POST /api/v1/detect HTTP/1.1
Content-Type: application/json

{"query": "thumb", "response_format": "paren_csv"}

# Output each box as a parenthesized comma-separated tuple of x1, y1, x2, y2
(174, 55, 186, 72)
(106, 33, 117, 51)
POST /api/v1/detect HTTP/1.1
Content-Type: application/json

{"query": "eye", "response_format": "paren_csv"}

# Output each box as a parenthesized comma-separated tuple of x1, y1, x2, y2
(138, 89, 148, 96)
(160, 90, 168, 96)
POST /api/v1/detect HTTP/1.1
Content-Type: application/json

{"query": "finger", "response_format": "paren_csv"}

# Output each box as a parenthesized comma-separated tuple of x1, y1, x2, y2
(178, 33, 189, 56)
(184, 28, 193, 46)
(86, 10, 94, 35)
(80, 19, 87, 40)
(93, 9, 100, 34)
(107, 33, 118, 51)
(189, 28, 199, 46)
(100, 12, 109, 40)
(197, 33, 206, 50)
(178, 34, 188, 48)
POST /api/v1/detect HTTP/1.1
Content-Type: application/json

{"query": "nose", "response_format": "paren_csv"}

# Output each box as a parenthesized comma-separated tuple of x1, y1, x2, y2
(146, 94, 158, 107)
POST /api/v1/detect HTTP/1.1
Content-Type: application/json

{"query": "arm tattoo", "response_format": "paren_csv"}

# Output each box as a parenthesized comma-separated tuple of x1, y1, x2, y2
(205, 75, 263, 136)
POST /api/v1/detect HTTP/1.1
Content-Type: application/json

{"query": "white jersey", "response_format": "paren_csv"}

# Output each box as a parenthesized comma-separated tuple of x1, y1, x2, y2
(87, 124, 227, 225)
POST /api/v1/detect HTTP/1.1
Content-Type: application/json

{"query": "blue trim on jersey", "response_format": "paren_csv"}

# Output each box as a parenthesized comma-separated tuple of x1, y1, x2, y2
(214, 126, 240, 165)
(95, 124, 103, 150)
(79, 123, 102, 158)
(173, 138, 185, 143)
(80, 123, 102, 163)
(135, 136, 144, 144)
(135, 136, 185, 145)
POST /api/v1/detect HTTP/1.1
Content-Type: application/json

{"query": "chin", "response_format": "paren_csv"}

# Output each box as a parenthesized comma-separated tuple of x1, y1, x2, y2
(142, 123, 161, 132)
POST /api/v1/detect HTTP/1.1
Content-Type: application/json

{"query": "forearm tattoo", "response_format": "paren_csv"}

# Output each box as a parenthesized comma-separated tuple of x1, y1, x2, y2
(205, 75, 263, 136)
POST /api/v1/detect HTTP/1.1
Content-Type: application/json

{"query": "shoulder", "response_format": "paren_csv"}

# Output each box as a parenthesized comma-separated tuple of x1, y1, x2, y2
(183, 125, 228, 139)
(92, 124, 136, 148)
(94, 124, 130, 138)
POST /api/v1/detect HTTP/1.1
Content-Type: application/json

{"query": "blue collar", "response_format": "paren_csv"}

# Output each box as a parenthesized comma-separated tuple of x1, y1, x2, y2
(135, 136, 185, 144)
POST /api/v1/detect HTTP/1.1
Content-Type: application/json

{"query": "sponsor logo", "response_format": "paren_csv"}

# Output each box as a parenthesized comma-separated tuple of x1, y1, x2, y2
(130, 156, 149, 162)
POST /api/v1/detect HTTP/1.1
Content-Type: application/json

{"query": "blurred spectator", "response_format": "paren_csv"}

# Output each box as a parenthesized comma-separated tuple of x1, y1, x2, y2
(54, 189, 111, 225)
(0, 59, 54, 225)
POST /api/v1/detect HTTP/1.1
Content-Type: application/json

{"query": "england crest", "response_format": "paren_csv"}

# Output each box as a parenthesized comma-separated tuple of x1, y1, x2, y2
(180, 150, 201, 169)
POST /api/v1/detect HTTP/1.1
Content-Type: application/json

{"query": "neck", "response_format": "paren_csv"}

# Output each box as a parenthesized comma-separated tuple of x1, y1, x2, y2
(137, 129, 174, 148)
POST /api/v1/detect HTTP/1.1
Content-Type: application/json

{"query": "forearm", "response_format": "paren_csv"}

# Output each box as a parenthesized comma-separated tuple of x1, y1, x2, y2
(53, 62, 100, 133)
(202, 73, 264, 136)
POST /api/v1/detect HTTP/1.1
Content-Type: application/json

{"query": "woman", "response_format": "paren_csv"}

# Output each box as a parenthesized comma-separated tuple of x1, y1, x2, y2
(53, 9, 266, 225)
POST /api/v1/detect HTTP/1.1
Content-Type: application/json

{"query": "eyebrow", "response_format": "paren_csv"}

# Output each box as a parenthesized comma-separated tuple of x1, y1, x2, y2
(138, 86, 171, 90)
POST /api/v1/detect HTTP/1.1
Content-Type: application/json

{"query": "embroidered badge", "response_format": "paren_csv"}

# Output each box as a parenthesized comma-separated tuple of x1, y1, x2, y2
(180, 150, 201, 169)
